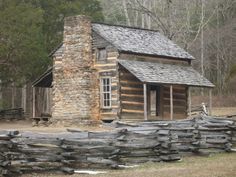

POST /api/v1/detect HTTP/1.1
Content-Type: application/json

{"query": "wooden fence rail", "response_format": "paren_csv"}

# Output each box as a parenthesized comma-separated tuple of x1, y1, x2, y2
(0, 115, 235, 176)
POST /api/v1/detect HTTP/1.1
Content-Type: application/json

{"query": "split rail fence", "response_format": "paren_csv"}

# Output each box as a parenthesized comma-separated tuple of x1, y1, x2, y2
(0, 115, 235, 176)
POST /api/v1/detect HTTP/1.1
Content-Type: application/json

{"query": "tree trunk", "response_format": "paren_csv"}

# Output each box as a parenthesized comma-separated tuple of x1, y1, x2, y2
(123, 0, 131, 26)
(200, 0, 205, 95)
(216, 1, 221, 94)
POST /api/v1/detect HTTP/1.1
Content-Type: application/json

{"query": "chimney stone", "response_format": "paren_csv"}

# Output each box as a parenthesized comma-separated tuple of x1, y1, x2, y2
(51, 15, 99, 125)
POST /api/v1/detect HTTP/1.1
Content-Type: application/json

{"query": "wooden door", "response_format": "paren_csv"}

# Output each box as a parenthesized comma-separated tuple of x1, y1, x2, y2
(149, 85, 161, 118)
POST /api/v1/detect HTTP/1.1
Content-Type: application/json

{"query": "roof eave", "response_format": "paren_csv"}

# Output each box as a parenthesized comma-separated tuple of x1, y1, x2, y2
(146, 81, 215, 88)
(48, 43, 63, 57)
(118, 60, 214, 88)
(32, 67, 53, 87)
(119, 50, 195, 61)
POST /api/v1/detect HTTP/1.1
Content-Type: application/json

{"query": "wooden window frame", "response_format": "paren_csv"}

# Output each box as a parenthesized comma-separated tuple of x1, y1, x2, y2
(96, 48, 107, 61)
(100, 77, 112, 109)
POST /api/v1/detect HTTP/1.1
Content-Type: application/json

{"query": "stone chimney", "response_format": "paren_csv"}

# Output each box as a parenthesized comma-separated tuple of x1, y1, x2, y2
(52, 15, 99, 125)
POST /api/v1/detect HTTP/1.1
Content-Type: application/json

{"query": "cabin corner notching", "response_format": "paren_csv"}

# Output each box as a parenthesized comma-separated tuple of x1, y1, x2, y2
(32, 15, 214, 124)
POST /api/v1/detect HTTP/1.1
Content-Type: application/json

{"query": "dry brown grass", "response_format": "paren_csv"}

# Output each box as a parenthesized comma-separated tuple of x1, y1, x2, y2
(212, 107, 236, 116)
(192, 95, 236, 107)
(23, 153, 236, 177)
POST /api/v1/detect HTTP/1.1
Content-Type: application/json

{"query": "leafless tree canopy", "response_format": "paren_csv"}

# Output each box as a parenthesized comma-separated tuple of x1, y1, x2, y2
(100, 0, 236, 94)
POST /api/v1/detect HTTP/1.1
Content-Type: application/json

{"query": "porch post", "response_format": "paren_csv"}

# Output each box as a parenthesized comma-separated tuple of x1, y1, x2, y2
(32, 87, 35, 118)
(188, 87, 192, 117)
(209, 89, 212, 116)
(170, 85, 173, 120)
(143, 83, 147, 120)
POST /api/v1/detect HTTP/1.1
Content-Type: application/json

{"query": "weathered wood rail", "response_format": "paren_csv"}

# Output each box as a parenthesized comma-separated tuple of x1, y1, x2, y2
(0, 115, 235, 176)
(0, 108, 24, 121)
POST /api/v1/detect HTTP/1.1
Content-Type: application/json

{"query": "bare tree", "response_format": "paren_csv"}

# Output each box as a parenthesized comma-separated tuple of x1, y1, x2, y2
(100, 0, 236, 94)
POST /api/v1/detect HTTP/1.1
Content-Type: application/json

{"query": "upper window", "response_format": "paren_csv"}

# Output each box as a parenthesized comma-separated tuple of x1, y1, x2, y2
(100, 77, 111, 108)
(97, 48, 107, 61)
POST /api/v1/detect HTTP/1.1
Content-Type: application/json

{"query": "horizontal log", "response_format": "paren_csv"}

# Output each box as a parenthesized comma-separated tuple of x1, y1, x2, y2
(163, 85, 186, 90)
(121, 109, 144, 114)
(120, 89, 143, 95)
(121, 87, 143, 91)
(122, 101, 144, 105)
(120, 80, 142, 86)
(120, 74, 139, 82)
(121, 105, 143, 112)
(121, 96, 144, 103)
(120, 83, 143, 89)
(119, 157, 161, 163)
(94, 63, 116, 67)
(164, 93, 186, 100)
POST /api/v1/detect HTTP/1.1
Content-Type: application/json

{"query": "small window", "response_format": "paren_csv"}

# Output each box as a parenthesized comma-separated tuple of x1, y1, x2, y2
(97, 48, 107, 61)
(100, 77, 111, 108)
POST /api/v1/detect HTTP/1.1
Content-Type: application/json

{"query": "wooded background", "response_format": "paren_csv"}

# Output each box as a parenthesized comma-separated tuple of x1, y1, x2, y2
(0, 0, 235, 110)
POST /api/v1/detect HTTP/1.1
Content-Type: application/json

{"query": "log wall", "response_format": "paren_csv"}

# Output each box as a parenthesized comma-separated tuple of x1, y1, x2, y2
(118, 67, 188, 121)
(92, 32, 120, 120)
(0, 115, 235, 176)
(35, 87, 52, 117)
(119, 66, 144, 120)
(163, 85, 187, 120)
(118, 53, 189, 121)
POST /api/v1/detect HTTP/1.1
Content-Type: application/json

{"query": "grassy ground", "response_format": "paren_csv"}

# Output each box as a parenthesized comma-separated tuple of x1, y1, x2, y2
(212, 107, 236, 116)
(23, 153, 236, 177)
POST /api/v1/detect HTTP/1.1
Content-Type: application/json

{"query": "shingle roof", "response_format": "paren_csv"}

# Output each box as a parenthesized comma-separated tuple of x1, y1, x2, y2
(51, 23, 194, 60)
(92, 23, 194, 60)
(118, 60, 214, 87)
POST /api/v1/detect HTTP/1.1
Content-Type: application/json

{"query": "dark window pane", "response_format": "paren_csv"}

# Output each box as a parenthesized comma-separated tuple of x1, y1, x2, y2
(104, 93, 107, 99)
(104, 100, 106, 106)
(98, 48, 106, 60)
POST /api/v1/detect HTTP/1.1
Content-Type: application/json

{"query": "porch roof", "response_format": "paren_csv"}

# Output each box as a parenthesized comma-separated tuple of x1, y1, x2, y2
(118, 60, 214, 88)
(32, 67, 52, 87)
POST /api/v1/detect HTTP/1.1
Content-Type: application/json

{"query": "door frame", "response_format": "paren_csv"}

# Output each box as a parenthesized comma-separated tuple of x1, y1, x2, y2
(147, 84, 163, 119)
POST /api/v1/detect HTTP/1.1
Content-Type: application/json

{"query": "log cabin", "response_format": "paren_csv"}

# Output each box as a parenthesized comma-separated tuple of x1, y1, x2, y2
(32, 15, 214, 124)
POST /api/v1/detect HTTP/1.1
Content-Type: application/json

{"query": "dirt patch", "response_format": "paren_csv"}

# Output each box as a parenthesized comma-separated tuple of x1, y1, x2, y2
(0, 119, 111, 132)
(0, 107, 235, 131)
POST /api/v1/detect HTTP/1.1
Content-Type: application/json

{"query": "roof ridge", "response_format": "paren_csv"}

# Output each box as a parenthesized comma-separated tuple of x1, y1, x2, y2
(92, 22, 160, 33)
